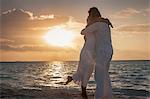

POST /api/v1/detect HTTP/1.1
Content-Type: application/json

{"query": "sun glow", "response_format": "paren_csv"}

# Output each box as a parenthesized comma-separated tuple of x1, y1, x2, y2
(43, 26, 75, 47)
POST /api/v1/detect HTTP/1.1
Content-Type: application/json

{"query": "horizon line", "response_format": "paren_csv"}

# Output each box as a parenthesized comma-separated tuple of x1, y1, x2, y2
(0, 60, 150, 63)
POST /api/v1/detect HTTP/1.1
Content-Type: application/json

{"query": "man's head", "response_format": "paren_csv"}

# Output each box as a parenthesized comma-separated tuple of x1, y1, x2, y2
(88, 7, 101, 18)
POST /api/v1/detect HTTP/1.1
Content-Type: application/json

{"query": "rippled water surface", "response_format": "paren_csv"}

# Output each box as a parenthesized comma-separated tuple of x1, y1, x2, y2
(0, 60, 150, 98)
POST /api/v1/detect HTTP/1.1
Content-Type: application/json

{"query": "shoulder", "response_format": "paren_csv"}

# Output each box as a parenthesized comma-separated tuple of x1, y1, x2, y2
(94, 22, 109, 27)
(86, 21, 109, 30)
(87, 22, 104, 28)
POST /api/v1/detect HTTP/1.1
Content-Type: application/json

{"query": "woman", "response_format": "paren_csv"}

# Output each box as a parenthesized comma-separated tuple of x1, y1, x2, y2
(65, 7, 113, 99)
(65, 14, 96, 98)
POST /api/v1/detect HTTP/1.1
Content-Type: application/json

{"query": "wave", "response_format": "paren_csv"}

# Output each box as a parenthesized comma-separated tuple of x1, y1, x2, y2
(0, 83, 149, 99)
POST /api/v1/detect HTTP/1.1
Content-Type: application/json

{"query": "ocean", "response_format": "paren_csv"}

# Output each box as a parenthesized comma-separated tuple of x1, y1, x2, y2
(0, 60, 150, 99)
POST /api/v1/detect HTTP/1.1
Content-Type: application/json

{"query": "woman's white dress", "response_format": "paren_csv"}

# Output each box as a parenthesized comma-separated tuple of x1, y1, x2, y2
(72, 28, 96, 87)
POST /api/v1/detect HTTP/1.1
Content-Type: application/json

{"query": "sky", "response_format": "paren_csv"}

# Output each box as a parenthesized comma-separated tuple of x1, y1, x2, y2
(0, 0, 150, 61)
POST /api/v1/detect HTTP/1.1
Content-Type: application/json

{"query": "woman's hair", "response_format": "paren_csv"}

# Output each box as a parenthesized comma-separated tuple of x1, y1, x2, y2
(88, 7, 101, 17)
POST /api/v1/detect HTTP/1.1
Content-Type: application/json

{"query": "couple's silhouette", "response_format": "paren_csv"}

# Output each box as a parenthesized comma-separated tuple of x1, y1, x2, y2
(65, 7, 113, 99)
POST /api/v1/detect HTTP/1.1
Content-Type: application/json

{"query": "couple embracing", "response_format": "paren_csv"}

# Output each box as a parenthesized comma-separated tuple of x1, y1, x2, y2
(65, 7, 113, 99)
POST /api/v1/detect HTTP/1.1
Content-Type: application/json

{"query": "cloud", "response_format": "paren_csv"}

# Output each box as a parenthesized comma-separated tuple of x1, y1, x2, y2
(140, 8, 150, 17)
(114, 24, 150, 34)
(0, 44, 77, 52)
(0, 38, 14, 43)
(1, 9, 69, 37)
(112, 8, 140, 19)
(110, 8, 150, 19)
(113, 49, 150, 60)
(112, 8, 150, 19)
(1, 9, 31, 20)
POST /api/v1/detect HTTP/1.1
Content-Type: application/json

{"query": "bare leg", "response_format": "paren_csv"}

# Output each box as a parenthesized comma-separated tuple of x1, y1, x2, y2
(81, 86, 88, 99)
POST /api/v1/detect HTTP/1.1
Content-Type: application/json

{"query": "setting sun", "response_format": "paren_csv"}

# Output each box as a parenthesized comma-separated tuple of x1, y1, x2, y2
(43, 26, 75, 47)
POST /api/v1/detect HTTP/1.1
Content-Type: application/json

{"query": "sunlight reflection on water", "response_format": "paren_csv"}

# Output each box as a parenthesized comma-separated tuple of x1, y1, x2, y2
(0, 61, 149, 92)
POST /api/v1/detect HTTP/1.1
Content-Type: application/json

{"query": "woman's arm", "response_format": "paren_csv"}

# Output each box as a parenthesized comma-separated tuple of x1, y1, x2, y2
(81, 22, 98, 35)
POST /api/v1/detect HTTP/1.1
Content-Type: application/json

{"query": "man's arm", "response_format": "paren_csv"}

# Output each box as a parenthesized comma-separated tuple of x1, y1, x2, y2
(81, 22, 98, 35)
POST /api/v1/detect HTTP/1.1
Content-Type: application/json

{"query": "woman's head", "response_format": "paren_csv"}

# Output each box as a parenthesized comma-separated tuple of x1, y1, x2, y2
(88, 7, 101, 18)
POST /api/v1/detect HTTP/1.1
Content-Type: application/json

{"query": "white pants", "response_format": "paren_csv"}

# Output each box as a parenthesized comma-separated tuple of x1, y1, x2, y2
(94, 52, 113, 99)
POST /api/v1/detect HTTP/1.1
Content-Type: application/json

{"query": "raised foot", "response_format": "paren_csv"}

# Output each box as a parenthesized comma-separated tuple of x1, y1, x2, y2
(64, 76, 73, 85)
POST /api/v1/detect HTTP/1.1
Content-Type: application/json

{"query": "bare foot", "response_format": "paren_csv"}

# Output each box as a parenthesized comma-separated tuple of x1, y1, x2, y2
(64, 76, 73, 85)
(81, 86, 88, 99)
(81, 92, 88, 99)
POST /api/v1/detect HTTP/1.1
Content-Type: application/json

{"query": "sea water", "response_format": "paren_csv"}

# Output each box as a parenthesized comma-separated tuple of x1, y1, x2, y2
(0, 60, 150, 98)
